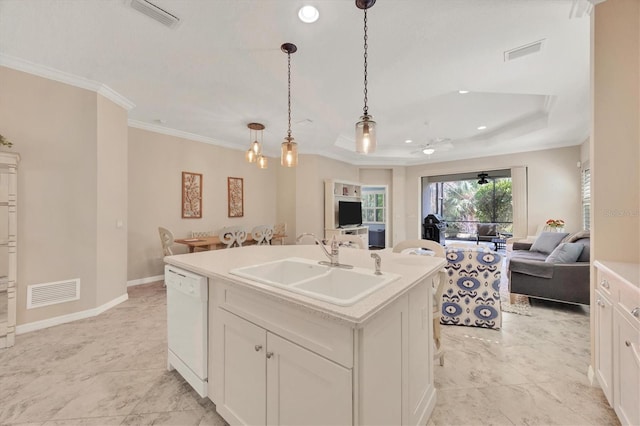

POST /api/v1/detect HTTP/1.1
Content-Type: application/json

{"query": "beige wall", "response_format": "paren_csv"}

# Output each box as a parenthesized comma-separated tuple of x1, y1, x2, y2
(96, 96, 129, 305)
(276, 165, 297, 245)
(592, 0, 640, 264)
(405, 146, 583, 240)
(294, 154, 359, 239)
(0, 66, 129, 326)
(127, 128, 278, 280)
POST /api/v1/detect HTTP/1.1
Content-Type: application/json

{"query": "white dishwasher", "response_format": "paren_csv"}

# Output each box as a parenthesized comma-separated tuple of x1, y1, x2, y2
(165, 265, 208, 397)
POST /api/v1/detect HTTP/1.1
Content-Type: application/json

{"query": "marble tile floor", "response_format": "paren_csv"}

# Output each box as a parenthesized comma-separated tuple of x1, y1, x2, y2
(0, 282, 619, 426)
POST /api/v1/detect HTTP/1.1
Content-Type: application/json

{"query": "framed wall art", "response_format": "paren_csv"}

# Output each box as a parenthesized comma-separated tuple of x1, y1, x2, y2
(227, 177, 244, 217)
(182, 172, 202, 218)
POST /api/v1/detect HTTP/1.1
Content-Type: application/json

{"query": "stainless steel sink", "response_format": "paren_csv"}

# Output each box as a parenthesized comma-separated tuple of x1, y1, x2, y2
(229, 257, 400, 306)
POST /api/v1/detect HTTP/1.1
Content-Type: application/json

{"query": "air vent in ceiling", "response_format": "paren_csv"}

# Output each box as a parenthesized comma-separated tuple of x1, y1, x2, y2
(128, 0, 180, 28)
(504, 39, 545, 62)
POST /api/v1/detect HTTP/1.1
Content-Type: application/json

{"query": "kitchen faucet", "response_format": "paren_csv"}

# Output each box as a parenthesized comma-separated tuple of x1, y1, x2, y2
(371, 253, 382, 275)
(296, 233, 353, 269)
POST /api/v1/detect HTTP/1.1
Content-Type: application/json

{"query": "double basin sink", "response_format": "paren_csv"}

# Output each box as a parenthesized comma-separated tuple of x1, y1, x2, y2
(229, 257, 400, 306)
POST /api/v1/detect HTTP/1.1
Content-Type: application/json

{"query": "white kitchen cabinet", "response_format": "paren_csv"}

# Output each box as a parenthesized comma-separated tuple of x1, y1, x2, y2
(594, 288, 614, 404)
(613, 306, 640, 426)
(216, 308, 351, 426)
(594, 261, 640, 426)
(266, 331, 352, 426)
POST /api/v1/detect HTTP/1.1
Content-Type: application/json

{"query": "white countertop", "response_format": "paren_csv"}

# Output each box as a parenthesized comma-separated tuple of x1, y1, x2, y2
(165, 245, 446, 325)
(594, 260, 640, 289)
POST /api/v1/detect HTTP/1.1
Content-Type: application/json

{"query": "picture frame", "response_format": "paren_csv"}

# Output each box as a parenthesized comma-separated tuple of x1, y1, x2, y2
(227, 177, 244, 217)
(182, 172, 202, 218)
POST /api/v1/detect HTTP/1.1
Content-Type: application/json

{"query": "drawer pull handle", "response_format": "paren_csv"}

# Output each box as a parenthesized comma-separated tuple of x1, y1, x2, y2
(631, 307, 640, 318)
(626, 341, 631, 347)
(266, 351, 274, 359)
(255, 345, 263, 352)
(600, 279, 610, 289)
(596, 299, 604, 307)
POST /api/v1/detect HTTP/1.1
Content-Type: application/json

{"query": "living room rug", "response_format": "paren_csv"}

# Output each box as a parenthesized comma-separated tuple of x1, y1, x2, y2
(499, 259, 532, 316)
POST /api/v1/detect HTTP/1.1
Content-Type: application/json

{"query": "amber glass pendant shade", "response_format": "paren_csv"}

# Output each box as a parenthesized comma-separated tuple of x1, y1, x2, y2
(280, 138, 298, 167)
(355, 115, 377, 154)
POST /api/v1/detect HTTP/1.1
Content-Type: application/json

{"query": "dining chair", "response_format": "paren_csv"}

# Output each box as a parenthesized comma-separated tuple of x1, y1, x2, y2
(251, 225, 274, 245)
(392, 239, 446, 366)
(272, 222, 287, 245)
(441, 247, 502, 330)
(158, 226, 175, 256)
(191, 230, 213, 238)
(218, 226, 248, 248)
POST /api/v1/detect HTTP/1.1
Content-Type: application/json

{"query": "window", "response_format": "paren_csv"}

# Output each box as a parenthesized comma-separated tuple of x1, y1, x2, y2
(582, 168, 591, 230)
(362, 191, 385, 223)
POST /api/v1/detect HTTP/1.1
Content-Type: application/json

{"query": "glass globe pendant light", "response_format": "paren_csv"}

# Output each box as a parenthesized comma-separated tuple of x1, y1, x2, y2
(355, 0, 377, 154)
(280, 43, 299, 167)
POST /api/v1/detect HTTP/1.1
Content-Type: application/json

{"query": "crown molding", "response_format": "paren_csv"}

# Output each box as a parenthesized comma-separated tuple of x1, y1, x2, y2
(0, 53, 135, 111)
(128, 119, 243, 151)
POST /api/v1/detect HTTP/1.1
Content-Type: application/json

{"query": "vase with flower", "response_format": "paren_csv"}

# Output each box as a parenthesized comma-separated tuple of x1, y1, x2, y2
(545, 219, 565, 232)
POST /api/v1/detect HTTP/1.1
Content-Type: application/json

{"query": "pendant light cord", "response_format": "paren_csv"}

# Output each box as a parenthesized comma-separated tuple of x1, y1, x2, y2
(287, 51, 292, 139)
(363, 7, 369, 116)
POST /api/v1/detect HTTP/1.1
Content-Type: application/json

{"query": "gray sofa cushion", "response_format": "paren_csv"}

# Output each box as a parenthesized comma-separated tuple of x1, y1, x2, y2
(510, 250, 548, 262)
(546, 243, 584, 263)
(509, 259, 554, 278)
(529, 232, 569, 254)
(574, 238, 590, 262)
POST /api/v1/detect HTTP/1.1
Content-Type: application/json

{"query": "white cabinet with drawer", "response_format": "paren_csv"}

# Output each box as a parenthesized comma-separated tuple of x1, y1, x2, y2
(594, 261, 640, 426)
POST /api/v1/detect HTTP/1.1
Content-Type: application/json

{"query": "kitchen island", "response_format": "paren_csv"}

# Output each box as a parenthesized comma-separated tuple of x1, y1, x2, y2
(165, 244, 445, 426)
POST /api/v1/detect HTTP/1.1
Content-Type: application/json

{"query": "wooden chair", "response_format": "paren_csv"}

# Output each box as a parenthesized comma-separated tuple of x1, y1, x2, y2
(392, 239, 446, 366)
(218, 226, 248, 248)
(272, 222, 287, 245)
(158, 226, 175, 256)
(251, 225, 274, 245)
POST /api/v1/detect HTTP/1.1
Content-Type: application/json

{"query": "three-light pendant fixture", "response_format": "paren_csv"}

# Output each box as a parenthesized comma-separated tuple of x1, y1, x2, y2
(245, 122, 268, 169)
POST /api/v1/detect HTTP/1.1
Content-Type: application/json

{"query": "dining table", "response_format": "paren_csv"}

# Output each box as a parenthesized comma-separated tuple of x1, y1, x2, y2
(175, 233, 286, 253)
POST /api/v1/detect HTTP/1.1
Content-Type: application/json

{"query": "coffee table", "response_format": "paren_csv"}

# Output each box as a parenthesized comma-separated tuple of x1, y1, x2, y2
(491, 237, 507, 251)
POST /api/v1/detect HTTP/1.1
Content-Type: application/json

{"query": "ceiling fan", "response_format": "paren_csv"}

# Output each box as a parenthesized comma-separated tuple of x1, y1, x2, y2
(477, 172, 489, 185)
(410, 138, 454, 156)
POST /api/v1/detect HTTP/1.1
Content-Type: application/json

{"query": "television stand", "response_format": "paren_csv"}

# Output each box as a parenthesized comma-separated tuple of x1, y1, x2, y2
(325, 226, 369, 248)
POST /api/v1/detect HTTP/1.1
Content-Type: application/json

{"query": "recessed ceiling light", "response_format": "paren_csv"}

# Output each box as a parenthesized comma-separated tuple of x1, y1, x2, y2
(458, 90, 470, 94)
(477, 125, 487, 130)
(423, 148, 435, 155)
(298, 5, 319, 23)
(405, 139, 413, 144)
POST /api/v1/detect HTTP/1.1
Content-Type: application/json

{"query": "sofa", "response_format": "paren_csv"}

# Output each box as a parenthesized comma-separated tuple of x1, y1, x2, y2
(507, 231, 590, 305)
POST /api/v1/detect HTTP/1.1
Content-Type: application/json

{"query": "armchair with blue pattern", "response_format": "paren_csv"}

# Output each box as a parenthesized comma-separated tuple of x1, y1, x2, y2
(440, 247, 503, 329)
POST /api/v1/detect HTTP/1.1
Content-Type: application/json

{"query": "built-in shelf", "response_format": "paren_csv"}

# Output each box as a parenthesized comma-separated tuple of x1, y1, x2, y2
(324, 179, 368, 247)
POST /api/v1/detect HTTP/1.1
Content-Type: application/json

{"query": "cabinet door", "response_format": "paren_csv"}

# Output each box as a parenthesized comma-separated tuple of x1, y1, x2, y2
(266, 332, 352, 426)
(595, 289, 614, 404)
(614, 312, 640, 426)
(218, 309, 267, 426)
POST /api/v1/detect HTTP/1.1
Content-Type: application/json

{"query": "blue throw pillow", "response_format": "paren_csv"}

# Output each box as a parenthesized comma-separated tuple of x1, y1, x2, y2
(545, 243, 584, 263)
(530, 232, 569, 254)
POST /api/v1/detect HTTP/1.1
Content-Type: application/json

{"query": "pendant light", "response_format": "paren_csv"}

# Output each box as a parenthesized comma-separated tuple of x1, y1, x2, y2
(280, 43, 298, 167)
(355, 0, 377, 154)
(246, 122, 268, 169)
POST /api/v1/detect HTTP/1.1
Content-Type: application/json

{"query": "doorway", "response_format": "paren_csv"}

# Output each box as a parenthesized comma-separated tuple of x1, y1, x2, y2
(362, 185, 389, 248)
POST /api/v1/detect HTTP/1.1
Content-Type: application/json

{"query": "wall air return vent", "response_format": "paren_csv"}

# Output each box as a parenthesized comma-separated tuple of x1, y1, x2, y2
(27, 279, 80, 309)
(504, 39, 545, 62)
(128, 0, 180, 28)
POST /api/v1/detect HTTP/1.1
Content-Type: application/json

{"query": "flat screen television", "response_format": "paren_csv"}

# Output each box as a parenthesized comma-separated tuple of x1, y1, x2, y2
(338, 201, 362, 227)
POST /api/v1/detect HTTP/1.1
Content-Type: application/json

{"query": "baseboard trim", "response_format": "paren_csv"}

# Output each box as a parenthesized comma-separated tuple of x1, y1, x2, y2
(587, 364, 597, 386)
(16, 293, 129, 335)
(127, 274, 164, 287)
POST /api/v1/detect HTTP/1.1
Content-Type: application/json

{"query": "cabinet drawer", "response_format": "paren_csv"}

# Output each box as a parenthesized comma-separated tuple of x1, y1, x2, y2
(215, 281, 354, 368)
(618, 279, 640, 327)
(597, 270, 617, 301)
